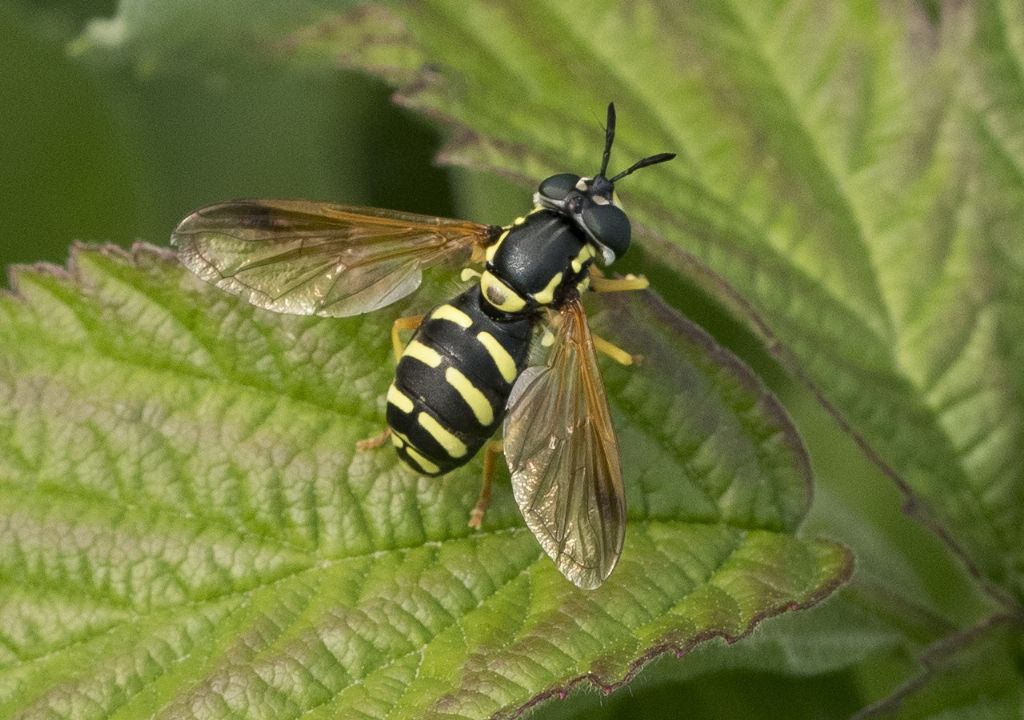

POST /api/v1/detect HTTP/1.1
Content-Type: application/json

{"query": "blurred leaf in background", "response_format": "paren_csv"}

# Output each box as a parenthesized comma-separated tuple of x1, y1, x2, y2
(0, 0, 140, 267)
(1, 1, 1022, 719)
(0, 0, 462, 272)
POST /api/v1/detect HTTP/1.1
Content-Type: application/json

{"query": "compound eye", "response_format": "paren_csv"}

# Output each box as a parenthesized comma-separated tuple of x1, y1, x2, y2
(537, 173, 581, 202)
(582, 203, 631, 261)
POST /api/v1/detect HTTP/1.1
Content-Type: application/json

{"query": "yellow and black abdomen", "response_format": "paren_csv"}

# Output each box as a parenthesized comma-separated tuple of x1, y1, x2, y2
(386, 286, 533, 476)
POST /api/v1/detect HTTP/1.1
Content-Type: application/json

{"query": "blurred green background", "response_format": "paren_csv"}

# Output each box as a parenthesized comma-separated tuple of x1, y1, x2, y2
(0, 0, 525, 276)
(0, 2, 993, 717)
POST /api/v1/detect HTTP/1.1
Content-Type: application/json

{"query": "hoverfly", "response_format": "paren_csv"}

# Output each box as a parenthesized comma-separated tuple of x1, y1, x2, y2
(171, 104, 674, 588)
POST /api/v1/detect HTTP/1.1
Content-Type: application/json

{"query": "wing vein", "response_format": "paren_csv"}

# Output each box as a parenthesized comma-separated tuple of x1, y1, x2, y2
(504, 299, 625, 589)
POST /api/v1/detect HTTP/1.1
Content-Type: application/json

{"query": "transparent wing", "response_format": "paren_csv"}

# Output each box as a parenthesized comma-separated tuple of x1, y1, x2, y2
(170, 199, 494, 317)
(503, 298, 626, 589)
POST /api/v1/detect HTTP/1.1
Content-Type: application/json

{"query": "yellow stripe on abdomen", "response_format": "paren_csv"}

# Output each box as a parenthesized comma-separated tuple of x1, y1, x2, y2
(417, 412, 468, 459)
(386, 384, 414, 413)
(391, 430, 441, 474)
(404, 445, 440, 474)
(431, 304, 473, 328)
(403, 340, 443, 368)
(476, 331, 517, 383)
(444, 367, 494, 426)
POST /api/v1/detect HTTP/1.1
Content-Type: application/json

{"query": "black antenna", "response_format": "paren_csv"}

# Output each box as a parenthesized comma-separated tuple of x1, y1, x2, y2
(608, 152, 676, 183)
(598, 103, 617, 178)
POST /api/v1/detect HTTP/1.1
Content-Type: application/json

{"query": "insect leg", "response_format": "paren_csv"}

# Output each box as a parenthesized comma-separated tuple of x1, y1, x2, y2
(588, 265, 650, 293)
(391, 314, 425, 362)
(468, 439, 503, 529)
(356, 426, 391, 451)
(592, 333, 639, 366)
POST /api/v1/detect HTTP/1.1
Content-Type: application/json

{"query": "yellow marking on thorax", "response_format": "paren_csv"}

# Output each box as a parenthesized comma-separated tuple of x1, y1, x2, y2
(417, 413, 467, 458)
(404, 446, 440, 474)
(532, 271, 563, 306)
(403, 340, 442, 368)
(432, 304, 473, 328)
(480, 271, 527, 313)
(445, 367, 494, 426)
(386, 384, 415, 414)
(485, 229, 509, 264)
(476, 332, 517, 383)
(571, 243, 596, 273)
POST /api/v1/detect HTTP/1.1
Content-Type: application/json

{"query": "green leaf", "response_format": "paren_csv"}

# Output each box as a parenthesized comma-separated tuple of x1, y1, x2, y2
(286, 0, 1024, 606)
(538, 659, 872, 720)
(853, 616, 1023, 719)
(68, 0, 354, 73)
(0, 245, 846, 718)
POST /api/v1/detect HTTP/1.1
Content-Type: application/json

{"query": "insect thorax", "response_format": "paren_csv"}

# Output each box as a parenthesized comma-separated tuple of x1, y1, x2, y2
(478, 210, 596, 315)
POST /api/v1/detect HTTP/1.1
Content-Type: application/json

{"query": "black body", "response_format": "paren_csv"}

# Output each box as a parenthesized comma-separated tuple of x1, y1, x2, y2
(386, 104, 675, 478)
(488, 210, 592, 307)
(387, 284, 533, 475)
